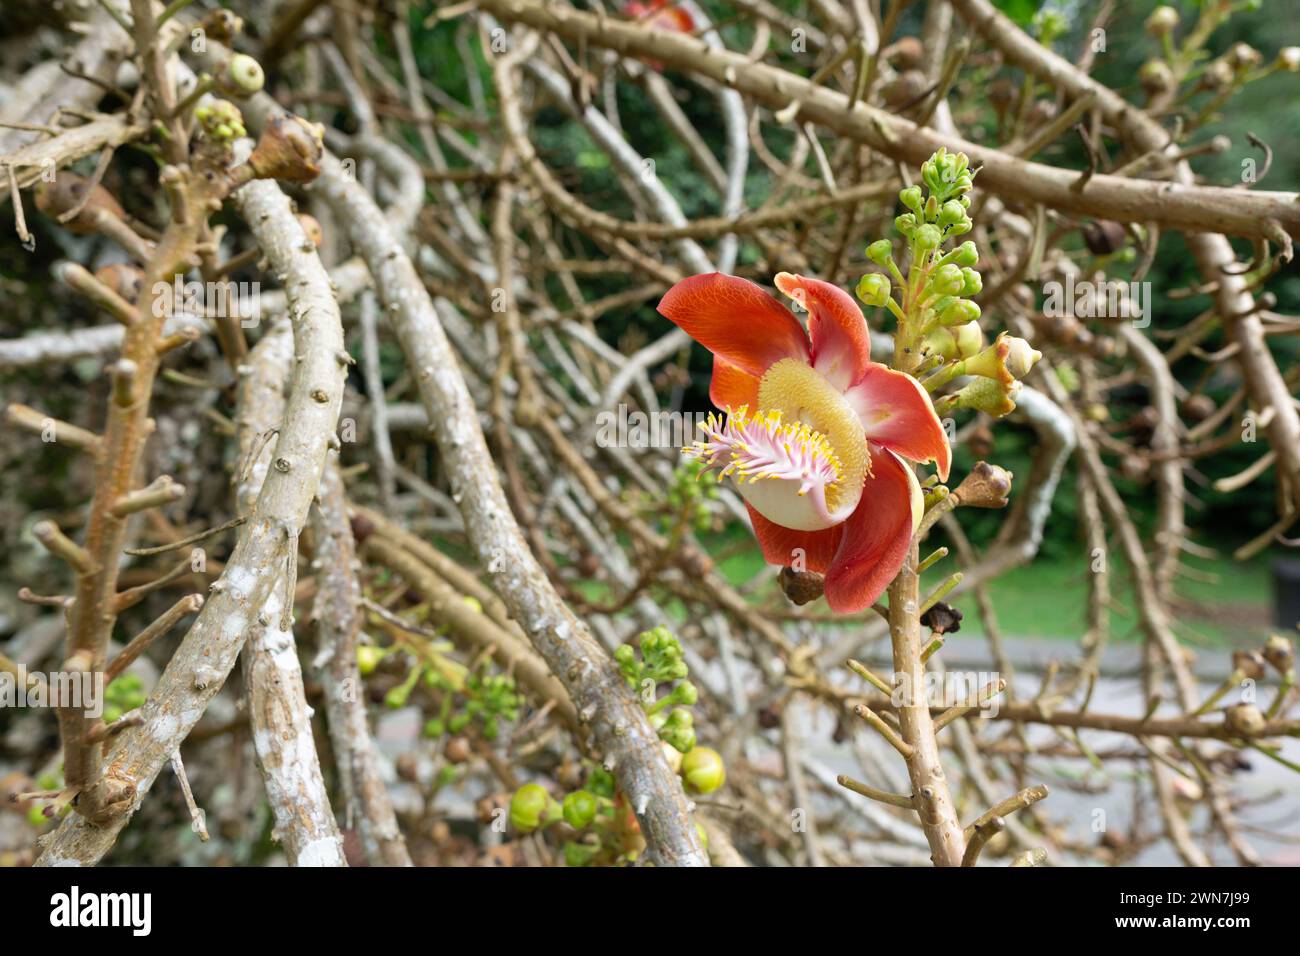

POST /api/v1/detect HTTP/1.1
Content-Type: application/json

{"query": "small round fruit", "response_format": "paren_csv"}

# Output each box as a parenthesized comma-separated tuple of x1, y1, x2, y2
(562, 790, 598, 829)
(680, 746, 726, 794)
(509, 783, 553, 833)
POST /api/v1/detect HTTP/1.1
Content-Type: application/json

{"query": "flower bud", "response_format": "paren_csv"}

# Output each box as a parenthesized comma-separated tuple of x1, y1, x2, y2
(297, 213, 323, 248)
(1224, 703, 1266, 738)
(1278, 48, 1300, 72)
(1003, 336, 1042, 378)
(1227, 43, 1262, 71)
(939, 299, 981, 326)
(856, 272, 891, 308)
(219, 54, 265, 97)
(950, 240, 978, 267)
(959, 267, 982, 297)
(246, 114, 325, 184)
(1139, 59, 1176, 95)
(778, 566, 825, 605)
(680, 746, 726, 794)
(562, 790, 598, 829)
(1145, 6, 1178, 38)
(913, 224, 942, 252)
(953, 320, 983, 357)
(1082, 219, 1127, 256)
(894, 213, 918, 237)
(866, 239, 894, 266)
(939, 199, 968, 227)
(955, 377, 1020, 417)
(930, 263, 964, 296)
(510, 783, 557, 833)
(1263, 634, 1295, 673)
(953, 461, 1013, 508)
(1232, 649, 1267, 682)
(898, 185, 923, 214)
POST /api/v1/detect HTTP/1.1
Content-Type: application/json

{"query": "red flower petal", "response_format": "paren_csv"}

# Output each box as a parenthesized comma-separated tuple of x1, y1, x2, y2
(843, 364, 951, 481)
(659, 273, 810, 379)
(709, 355, 761, 410)
(823, 446, 920, 613)
(745, 502, 844, 573)
(774, 272, 872, 392)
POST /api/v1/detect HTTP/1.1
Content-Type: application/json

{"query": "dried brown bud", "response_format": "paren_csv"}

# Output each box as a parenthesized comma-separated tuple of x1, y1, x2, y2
(350, 512, 376, 545)
(1263, 634, 1295, 673)
(1120, 455, 1149, 483)
(94, 263, 144, 302)
(966, 422, 995, 459)
(757, 703, 783, 730)
(297, 213, 324, 248)
(953, 461, 1013, 508)
(395, 752, 419, 782)
(34, 172, 126, 233)
(883, 70, 929, 109)
(779, 566, 825, 606)
(1027, 99, 1057, 127)
(883, 36, 924, 70)
(246, 115, 325, 183)
(444, 736, 472, 764)
(920, 601, 963, 635)
(1182, 393, 1215, 422)
(1232, 649, 1267, 681)
(1224, 703, 1266, 737)
(1082, 220, 1127, 256)
(202, 9, 244, 42)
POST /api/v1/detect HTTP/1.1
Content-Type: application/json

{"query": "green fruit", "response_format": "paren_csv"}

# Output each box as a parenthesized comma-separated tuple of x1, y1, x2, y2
(680, 747, 726, 794)
(562, 790, 598, 829)
(510, 783, 555, 833)
(356, 646, 383, 675)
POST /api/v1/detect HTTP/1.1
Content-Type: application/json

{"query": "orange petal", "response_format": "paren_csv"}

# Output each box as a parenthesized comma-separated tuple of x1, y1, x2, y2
(843, 363, 952, 481)
(774, 272, 872, 392)
(659, 273, 810, 379)
(745, 502, 844, 573)
(823, 446, 918, 613)
(709, 355, 760, 410)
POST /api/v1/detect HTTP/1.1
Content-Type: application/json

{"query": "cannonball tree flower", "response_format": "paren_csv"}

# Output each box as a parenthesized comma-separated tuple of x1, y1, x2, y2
(622, 0, 694, 34)
(659, 272, 950, 612)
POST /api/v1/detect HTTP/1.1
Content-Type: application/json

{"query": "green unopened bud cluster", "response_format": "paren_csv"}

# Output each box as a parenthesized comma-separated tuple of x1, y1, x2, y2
(617, 626, 703, 752)
(667, 459, 718, 534)
(194, 99, 246, 144)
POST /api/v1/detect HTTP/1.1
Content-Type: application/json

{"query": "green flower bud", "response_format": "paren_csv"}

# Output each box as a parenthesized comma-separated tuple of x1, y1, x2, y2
(384, 685, 410, 709)
(563, 841, 600, 867)
(930, 263, 964, 296)
(894, 213, 918, 237)
(898, 185, 923, 213)
(866, 239, 894, 266)
(950, 240, 978, 267)
(675, 680, 698, 706)
(913, 224, 942, 252)
(939, 199, 968, 227)
(953, 320, 983, 358)
(222, 54, 265, 97)
(510, 783, 557, 833)
(423, 717, 445, 738)
(940, 299, 981, 326)
(955, 377, 1020, 417)
(27, 806, 49, 828)
(680, 746, 726, 794)
(562, 790, 598, 829)
(959, 268, 982, 297)
(856, 272, 891, 308)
